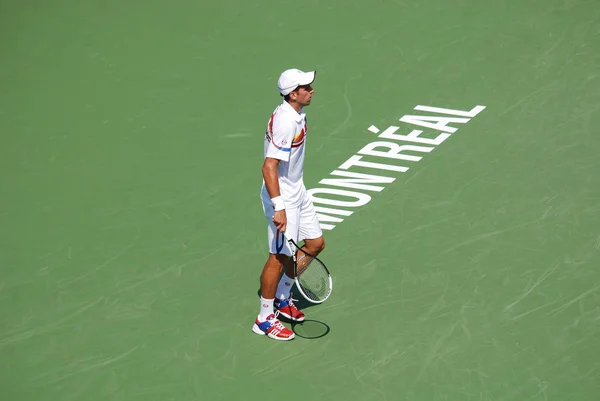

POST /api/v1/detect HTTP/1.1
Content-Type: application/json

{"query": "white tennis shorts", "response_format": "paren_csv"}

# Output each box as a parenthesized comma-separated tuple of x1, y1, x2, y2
(262, 192, 323, 256)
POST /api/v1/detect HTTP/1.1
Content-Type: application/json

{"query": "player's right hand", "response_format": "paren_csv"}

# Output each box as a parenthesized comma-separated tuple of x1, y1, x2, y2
(273, 210, 287, 233)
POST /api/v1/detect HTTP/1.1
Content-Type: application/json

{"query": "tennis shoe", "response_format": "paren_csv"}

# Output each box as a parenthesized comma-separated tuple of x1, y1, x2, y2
(274, 295, 305, 322)
(252, 313, 295, 341)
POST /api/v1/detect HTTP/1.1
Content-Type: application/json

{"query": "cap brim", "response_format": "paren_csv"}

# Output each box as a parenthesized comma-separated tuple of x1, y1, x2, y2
(298, 71, 316, 85)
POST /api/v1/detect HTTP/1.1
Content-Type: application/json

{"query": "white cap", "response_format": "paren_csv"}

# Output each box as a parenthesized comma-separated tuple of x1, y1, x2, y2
(277, 68, 316, 95)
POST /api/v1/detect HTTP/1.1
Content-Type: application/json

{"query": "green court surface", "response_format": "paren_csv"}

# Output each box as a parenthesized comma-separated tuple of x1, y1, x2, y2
(1, 1, 600, 400)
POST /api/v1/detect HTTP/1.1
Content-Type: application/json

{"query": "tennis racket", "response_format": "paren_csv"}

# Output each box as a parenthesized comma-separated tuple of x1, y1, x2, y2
(285, 237, 332, 304)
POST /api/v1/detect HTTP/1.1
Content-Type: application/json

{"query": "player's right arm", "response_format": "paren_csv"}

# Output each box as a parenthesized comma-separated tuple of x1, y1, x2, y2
(262, 158, 287, 233)
(263, 116, 296, 234)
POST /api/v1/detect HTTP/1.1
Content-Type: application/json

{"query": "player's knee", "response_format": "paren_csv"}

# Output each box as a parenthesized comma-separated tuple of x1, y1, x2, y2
(276, 253, 290, 265)
(311, 237, 325, 254)
(269, 252, 290, 267)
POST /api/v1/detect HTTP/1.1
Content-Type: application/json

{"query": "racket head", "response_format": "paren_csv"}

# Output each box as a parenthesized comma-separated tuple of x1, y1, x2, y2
(295, 266, 332, 304)
(287, 239, 333, 304)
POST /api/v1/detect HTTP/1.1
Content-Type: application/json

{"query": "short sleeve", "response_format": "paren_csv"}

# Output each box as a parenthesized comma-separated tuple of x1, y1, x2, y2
(265, 117, 296, 162)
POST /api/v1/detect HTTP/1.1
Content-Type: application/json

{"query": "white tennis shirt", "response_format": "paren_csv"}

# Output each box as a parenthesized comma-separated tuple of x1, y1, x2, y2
(261, 100, 308, 209)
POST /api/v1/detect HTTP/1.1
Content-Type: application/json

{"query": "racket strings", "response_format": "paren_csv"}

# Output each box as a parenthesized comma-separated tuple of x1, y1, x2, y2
(295, 251, 330, 301)
(295, 253, 314, 275)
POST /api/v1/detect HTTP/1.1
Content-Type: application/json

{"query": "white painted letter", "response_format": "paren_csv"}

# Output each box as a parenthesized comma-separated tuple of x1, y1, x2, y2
(308, 188, 372, 208)
(399, 115, 470, 134)
(414, 105, 486, 118)
(319, 224, 336, 231)
(314, 206, 353, 231)
(358, 141, 433, 162)
(318, 170, 395, 192)
(339, 155, 409, 173)
(379, 127, 451, 146)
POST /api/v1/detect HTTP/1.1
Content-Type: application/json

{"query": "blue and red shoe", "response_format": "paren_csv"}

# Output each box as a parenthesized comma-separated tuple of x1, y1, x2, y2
(274, 295, 305, 322)
(252, 313, 295, 341)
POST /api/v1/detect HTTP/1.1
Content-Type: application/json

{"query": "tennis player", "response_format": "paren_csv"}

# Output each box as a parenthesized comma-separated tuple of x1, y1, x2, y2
(252, 68, 326, 341)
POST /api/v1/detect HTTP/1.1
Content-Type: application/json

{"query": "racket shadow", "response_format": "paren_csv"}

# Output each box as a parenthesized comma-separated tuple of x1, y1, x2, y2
(291, 319, 330, 340)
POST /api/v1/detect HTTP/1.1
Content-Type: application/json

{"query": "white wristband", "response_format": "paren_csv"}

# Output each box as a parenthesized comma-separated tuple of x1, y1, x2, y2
(271, 196, 285, 211)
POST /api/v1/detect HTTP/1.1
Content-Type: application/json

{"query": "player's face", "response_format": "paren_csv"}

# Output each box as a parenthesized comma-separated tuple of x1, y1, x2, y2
(294, 84, 314, 106)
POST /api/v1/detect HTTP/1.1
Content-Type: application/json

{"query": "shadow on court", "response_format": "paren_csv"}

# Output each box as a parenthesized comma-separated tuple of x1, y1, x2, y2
(255, 287, 331, 339)
(291, 320, 330, 339)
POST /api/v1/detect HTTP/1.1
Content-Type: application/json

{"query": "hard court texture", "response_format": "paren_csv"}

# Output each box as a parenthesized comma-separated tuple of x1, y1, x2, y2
(1, 1, 599, 400)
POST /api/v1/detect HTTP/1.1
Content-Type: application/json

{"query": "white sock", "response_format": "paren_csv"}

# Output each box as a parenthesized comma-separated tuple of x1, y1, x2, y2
(258, 296, 274, 321)
(275, 274, 294, 300)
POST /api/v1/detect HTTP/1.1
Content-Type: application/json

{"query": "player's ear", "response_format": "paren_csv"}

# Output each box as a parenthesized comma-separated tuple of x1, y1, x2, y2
(289, 88, 300, 101)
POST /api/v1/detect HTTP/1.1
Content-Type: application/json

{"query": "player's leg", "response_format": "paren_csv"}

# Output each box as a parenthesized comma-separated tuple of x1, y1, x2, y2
(301, 236, 325, 257)
(275, 193, 324, 321)
(295, 198, 326, 281)
(252, 205, 298, 340)
(274, 248, 306, 322)
(298, 192, 325, 257)
(260, 251, 288, 300)
(272, 209, 305, 322)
